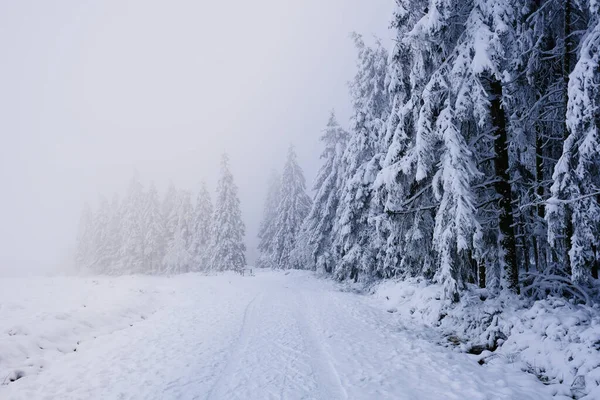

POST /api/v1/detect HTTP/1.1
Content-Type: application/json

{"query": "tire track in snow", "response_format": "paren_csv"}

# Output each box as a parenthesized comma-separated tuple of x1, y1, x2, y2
(293, 290, 348, 400)
(206, 285, 325, 399)
(205, 292, 262, 400)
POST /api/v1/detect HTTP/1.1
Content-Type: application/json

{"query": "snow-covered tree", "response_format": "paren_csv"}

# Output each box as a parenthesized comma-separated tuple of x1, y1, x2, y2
(261, 146, 312, 269)
(91, 196, 111, 274)
(548, 11, 600, 283)
(163, 191, 194, 274)
(209, 154, 246, 272)
(144, 182, 165, 274)
(333, 34, 389, 281)
(120, 174, 145, 274)
(256, 170, 281, 268)
(162, 181, 179, 249)
(372, 0, 436, 282)
(106, 194, 122, 274)
(189, 182, 213, 271)
(75, 202, 95, 272)
(292, 111, 349, 273)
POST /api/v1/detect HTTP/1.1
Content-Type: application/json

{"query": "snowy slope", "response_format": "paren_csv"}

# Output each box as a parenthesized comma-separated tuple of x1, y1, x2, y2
(1, 271, 551, 399)
(372, 278, 600, 399)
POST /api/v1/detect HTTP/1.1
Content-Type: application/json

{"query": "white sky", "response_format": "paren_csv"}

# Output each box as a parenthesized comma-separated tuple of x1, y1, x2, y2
(0, 0, 395, 275)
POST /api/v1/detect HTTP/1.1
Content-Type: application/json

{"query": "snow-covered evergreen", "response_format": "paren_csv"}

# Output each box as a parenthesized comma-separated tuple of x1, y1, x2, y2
(92, 196, 111, 274)
(75, 203, 95, 272)
(143, 182, 165, 275)
(208, 154, 247, 272)
(260, 146, 311, 269)
(119, 174, 145, 274)
(106, 194, 123, 274)
(292, 112, 349, 273)
(256, 170, 281, 269)
(548, 10, 600, 283)
(164, 191, 194, 274)
(189, 182, 213, 271)
(332, 34, 389, 281)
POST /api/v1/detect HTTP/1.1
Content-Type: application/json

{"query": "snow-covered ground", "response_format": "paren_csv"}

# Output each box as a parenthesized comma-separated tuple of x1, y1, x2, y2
(1, 270, 554, 399)
(372, 279, 600, 399)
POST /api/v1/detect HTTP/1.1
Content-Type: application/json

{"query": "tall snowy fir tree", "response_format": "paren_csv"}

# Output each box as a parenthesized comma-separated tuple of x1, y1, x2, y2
(162, 181, 179, 252)
(372, 0, 435, 283)
(548, 7, 600, 284)
(106, 194, 122, 274)
(261, 146, 312, 269)
(74, 202, 95, 272)
(292, 112, 349, 273)
(190, 182, 213, 271)
(209, 154, 246, 272)
(164, 190, 194, 274)
(144, 182, 165, 274)
(91, 196, 111, 274)
(332, 34, 389, 281)
(119, 174, 146, 274)
(256, 170, 281, 268)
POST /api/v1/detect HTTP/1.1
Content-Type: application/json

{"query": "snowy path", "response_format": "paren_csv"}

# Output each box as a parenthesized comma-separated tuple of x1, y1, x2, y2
(1, 271, 549, 399)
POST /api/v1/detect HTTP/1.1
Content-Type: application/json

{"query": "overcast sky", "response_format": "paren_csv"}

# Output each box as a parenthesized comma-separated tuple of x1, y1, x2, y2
(0, 0, 395, 275)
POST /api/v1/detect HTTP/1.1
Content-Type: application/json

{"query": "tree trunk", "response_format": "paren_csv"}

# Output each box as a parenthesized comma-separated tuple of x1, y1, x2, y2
(562, 0, 574, 276)
(522, 227, 530, 274)
(478, 259, 486, 289)
(490, 78, 519, 293)
(592, 245, 599, 280)
(533, 125, 545, 272)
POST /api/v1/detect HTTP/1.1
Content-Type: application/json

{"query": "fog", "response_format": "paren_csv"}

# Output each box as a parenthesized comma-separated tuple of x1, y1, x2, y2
(0, 0, 394, 275)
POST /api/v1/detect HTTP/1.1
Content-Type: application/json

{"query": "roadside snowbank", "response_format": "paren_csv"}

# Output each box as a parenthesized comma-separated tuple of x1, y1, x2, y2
(371, 278, 600, 399)
(0, 276, 173, 385)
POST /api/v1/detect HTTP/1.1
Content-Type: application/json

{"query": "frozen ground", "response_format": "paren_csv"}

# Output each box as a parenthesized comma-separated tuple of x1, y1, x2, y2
(0, 270, 552, 399)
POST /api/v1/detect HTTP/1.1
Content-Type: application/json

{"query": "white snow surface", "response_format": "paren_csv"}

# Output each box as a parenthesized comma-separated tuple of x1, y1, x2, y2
(1, 270, 552, 399)
(372, 279, 600, 399)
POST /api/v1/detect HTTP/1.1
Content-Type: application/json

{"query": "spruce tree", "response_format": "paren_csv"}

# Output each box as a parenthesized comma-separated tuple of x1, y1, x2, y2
(120, 174, 145, 274)
(292, 111, 349, 272)
(209, 154, 247, 272)
(162, 181, 178, 251)
(256, 170, 281, 268)
(333, 34, 389, 281)
(190, 182, 213, 271)
(265, 146, 312, 269)
(548, 12, 600, 283)
(144, 182, 165, 274)
(164, 191, 193, 274)
(92, 196, 111, 274)
(106, 194, 122, 274)
(75, 203, 95, 272)
(373, 0, 436, 282)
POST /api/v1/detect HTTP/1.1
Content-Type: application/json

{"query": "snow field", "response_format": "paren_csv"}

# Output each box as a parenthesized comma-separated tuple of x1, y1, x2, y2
(1, 270, 556, 399)
(0, 275, 173, 385)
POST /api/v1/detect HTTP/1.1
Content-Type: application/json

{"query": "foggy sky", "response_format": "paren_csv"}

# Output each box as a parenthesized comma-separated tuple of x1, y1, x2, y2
(0, 0, 394, 275)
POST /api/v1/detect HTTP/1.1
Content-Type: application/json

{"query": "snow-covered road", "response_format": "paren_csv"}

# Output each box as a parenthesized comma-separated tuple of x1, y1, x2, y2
(1, 271, 549, 399)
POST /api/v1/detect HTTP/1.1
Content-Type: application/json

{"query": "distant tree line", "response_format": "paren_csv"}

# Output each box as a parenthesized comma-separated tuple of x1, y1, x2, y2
(75, 154, 246, 274)
(258, 1, 600, 302)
